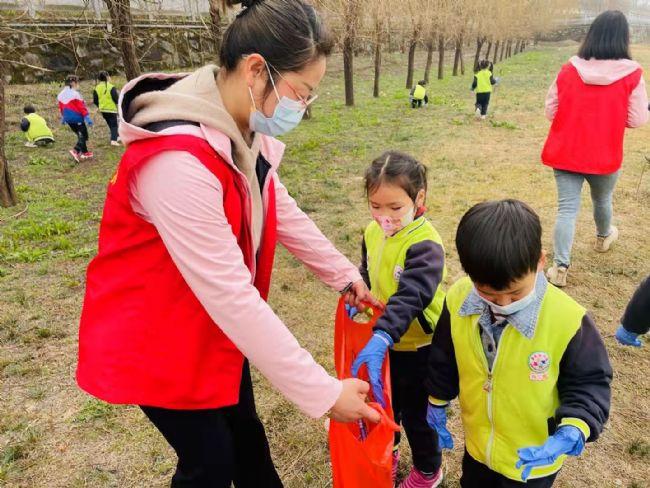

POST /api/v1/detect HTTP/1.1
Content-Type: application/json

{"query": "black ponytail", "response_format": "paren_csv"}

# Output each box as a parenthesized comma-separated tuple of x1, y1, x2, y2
(220, 0, 333, 73)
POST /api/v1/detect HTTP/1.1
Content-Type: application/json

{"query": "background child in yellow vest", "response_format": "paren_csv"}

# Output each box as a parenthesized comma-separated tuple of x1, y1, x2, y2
(410, 80, 429, 108)
(350, 151, 447, 488)
(425, 199, 612, 487)
(20, 104, 54, 147)
(471, 60, 497, 119)
(93, 71, 120, 146)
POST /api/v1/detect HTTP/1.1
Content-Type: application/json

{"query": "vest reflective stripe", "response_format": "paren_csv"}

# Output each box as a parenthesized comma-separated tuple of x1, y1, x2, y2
(364, 218, 446, 351)
(476, 70, 493, 93)
(446, 277, 585, 480)
(413, 84, 426, 100)
(25, 113, 53, 142)
(95, 82, 118, 113)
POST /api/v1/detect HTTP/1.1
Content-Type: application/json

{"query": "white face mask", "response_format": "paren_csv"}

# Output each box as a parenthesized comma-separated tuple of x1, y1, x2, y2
(373, 206, 416, 236)
(478, 283, 537, 317)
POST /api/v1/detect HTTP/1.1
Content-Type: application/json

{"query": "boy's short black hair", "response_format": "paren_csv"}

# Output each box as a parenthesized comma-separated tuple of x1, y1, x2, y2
(417, 80, 426, 86)
(24, 104, 36, 114)
(456, 199, 542, 290)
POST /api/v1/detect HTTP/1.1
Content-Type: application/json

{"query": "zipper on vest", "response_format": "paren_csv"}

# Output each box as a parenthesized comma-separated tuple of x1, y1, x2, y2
(473, 321, 503, 470)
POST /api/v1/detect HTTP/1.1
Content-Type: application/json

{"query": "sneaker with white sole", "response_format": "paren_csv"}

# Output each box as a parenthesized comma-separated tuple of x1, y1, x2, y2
(80, 152, 94, 160)
(547, 264, 568, 287)
(594, 226, 618, 253)
(475, 107, 481, 118)
(24, 142, 37, 148)
(69, 149, 81, 162)
(110, 140, 121, 146)
(398, 467, 443, 488)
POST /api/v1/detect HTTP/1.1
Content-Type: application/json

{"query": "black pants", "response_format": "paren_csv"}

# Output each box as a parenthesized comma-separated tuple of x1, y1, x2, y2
(140, 362, 283, 488)
(390, 345, 442, 474)
(461, 451, 558, 488)
(475, 92, 491, 116)
(621, 275, 650, 335)
(101, 112, 119, 142)
(34, 138, 54, 147)
(68, 122, 88, 153)
(411, 95, 429, 108)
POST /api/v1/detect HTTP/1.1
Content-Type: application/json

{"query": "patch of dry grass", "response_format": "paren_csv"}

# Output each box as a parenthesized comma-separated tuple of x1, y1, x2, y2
(1, 42, 649, 487)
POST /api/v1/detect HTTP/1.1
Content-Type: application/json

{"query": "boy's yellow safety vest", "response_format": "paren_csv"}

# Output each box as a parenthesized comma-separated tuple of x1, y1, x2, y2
(364, 217, 446, 351)
(445, 277, 588, 480)
(25, 113, 54, 143)
(412, 84, 426, 100)
(95, 82, 118, 113)
(475, 69, 493, 93)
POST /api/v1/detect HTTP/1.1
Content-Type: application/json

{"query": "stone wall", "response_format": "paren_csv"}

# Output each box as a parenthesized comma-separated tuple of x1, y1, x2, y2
(4, 24, 218, 84)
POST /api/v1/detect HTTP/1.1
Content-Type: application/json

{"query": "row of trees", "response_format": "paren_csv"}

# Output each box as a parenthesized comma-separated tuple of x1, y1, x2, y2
(320, 0, 577, 106)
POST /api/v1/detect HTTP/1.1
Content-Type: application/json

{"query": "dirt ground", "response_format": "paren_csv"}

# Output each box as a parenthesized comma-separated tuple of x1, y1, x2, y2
(1, 42, 649, 487)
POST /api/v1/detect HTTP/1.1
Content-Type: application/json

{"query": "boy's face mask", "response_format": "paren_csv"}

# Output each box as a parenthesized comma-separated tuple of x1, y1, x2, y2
(478, 283, 537, 317)
(372, 205, 416, 237)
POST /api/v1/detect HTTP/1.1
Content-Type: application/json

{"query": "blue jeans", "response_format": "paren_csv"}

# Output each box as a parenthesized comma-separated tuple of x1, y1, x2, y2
(552, 169, 619, 267)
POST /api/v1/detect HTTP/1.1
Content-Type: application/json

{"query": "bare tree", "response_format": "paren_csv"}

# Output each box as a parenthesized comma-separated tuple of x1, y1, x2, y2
(0, 61, 17, 208)
(341, 0, 361, 106)
(104, 0, 141, 80)
(209, 0, 226, 54)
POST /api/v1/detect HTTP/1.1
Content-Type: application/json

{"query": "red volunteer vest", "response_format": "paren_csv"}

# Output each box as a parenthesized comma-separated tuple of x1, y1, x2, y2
(77, 135, 277, 409)
(541, 63, 642, 175)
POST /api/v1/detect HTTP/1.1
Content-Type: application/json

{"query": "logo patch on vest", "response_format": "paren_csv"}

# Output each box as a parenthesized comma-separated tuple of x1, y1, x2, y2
(393, 265, 403, 282)
(528, 351, 550, 381)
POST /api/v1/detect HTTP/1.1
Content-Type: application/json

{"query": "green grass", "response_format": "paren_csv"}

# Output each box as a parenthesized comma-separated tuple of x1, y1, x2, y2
(1, 42, 649, 487)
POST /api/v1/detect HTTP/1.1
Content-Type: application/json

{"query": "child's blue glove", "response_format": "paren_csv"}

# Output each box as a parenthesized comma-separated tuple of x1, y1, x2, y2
(615, 324, 642, 347)
(350, 330, 393, 407)
(516, 426, 585, 481)
(344, 303, 358, 319)
(426, 402, 454, 449)
(84, 115, 94, 127)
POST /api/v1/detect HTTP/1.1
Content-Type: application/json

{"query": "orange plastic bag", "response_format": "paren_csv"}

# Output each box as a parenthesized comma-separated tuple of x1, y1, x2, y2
(329, 297, 400, 488)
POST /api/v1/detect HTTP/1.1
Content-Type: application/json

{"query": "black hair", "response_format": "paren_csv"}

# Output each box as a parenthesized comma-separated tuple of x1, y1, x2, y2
(98, 71, 109, 82)
(417, 80, 426, 86)
(578, 10, 631, 60)
(456, 199, 542, 290)
(65, 74, 79, 87)
(220, 0, 333, 78)
(23, 104, 36, 114)
(479, 59, 490, 71)
(365, 151, 427, 202)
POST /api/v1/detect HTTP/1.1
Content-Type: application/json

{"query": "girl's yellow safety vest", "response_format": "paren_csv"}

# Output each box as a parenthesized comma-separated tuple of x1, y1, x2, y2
(95, 82, 118, 113)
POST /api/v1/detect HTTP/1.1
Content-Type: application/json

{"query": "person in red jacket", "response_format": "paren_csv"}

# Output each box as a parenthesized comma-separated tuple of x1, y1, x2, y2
(541, 10, 648, 287)
(76, 1, 381, 486)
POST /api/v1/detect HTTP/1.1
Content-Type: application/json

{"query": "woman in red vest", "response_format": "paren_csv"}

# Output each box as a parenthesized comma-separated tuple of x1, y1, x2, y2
(76, 1, 381, 486)
(542, 10, 648, 287)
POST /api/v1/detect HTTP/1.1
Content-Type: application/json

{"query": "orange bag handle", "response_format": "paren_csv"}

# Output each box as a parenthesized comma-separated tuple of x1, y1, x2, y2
(367, 403, 400, 432)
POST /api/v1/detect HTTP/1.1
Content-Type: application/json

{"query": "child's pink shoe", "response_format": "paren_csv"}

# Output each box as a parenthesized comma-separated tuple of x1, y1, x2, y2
(392, 449, 400, 481)
(398, 467, 443, 488)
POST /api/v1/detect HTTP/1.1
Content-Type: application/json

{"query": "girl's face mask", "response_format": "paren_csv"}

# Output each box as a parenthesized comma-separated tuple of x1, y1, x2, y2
(477, 283, 537, 317)
(372, 205, 416, 237)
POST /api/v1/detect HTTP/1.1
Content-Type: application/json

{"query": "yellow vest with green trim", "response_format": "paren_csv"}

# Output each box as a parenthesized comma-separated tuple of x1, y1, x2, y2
(25, 113, 54, 143)
(412, 84, 426, 100)
(446, 277, 585, 481)
(95, 82, 118, 113)
(476, 69, 493, 93)
(364, 217, 446, 352)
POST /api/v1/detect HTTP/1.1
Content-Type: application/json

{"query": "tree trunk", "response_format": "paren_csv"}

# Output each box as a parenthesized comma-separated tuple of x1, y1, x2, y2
(453, 37, 461, 76)
(514, 40, 521, 55)
(493, 40, 500, 64)
(406, 38, 417, 89)
(459, 34, 465, 74)
(507, 40, 513, 58)
(437, 34, 445, 80)
(423, 39, 434, 84)
(105, 0, 141, 81)
(499, 39, 506, 61)
(343, 36, 354, 106)
(485, 41, 493, 61)
(373, 34, 381, 97)
(208, 0, 223, 54)
(0, 63, 17, 208)
(473, 36, 484, 71)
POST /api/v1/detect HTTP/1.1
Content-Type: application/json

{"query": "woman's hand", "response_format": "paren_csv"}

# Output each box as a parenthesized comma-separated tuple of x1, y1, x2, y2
(330, 378, 381, 423)
(345, 280, 382, 311)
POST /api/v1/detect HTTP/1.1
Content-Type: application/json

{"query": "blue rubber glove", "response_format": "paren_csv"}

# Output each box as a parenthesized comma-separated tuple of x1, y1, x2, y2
(84, 115, 94, 127)
(350, 330, 393, 406)
(344, 303, 358, 319)
(516, 426, 585, 481)
(426, 402, 454, 449)
(615, 325, 642, 347)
